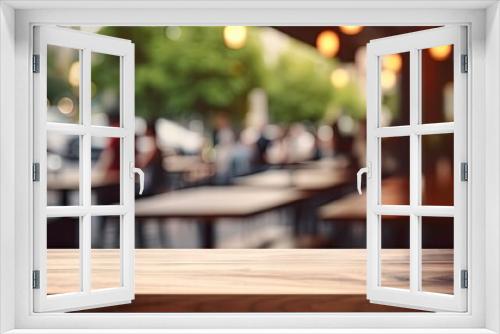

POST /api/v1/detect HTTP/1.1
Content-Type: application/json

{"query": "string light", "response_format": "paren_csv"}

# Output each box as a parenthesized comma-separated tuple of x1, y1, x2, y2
(382, 54, 402, 72)
(339, 26, 363, 35)
(330, 68, 350, 88)
(68, 62, 80, 87)
(224, 26, 247, 49)
(429, 45, 452, 61)
(380, 69, 397, 90)
(316, 30, 339, 58)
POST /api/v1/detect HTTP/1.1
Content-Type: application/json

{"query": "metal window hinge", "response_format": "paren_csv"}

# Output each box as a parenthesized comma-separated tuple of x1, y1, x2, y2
(461, 269, 468, 289)
(461, 162, 468, 182)
(32, 270, 40, 289)
(32, 55, 40, 73)
(461, 54, 468, 73)
(32, 162, 40, 182)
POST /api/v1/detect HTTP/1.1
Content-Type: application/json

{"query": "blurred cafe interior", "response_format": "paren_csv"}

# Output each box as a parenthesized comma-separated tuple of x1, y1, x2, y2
(45, 26, 455, 312)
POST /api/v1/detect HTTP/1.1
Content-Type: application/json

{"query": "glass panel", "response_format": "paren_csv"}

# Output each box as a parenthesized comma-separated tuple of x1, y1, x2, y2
(91, 216, 121, 290)
(380, 136, 410, 205)
(421, 133, 454, 206)
(380, 215, 410, 289)
(421, 45, 454, 123)
(380, 52, 410, 127)
(421, 216, 454, 294)
(91, 52, 121, 127)
(47, 217, 81, 294)
(47, 133, 81, 206)
(47, 45, 80, 124)
(91, 137, 121, 205)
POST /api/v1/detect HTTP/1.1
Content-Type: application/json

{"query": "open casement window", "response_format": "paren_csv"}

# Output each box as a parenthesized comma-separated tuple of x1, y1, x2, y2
(364, 26, 468, 312)
(33, 26, 139, 312)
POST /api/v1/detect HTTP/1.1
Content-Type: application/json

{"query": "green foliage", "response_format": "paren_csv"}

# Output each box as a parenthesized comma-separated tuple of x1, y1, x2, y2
(63, 26, 367, 126)
(265, 42, 336, 124)
(331, 82, 366, 121)
(93, 26, 265, 121)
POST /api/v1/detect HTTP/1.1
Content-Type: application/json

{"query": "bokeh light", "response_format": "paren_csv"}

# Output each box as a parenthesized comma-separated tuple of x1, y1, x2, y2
(330, 68, 350, 89)
(316, 30, 340, 58)
(380, 69, 397, 90)
(166, 26, 182, 41)
(382, 54, 402, 72)
(68, 61, 80, 87)
(339, 26, 363, 35)
(224, 26, 247, 49)
(57, 97, 74, 115)
(429, 45, 452, 61)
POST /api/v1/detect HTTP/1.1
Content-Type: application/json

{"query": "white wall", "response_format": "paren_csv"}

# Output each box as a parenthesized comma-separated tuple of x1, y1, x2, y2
(0, 2, 16, 333)
(485, 2, 500, 332)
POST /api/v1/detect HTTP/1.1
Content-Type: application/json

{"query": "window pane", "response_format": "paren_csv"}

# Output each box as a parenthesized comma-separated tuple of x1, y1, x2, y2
(91, 216, 121, 290)
(47, 45, 80, 124)
(380, 215, 410, 289)
(47, 133, 81, 206)
(380, 137, 410, 205)
(421, 216, 454, 294)
(421, 45, 454, 124)
(91, 137, 121, 205)
(91, 52, 121, 127)
(380, 52, 410, 127)
(47, 217, 81, 294)
(421, 133, 454, 206)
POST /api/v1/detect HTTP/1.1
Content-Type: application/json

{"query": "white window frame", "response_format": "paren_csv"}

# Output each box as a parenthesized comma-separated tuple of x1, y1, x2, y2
(32, 26, 136, 312)
(365, 26, 468, 312)
(0, 1, 499, 333)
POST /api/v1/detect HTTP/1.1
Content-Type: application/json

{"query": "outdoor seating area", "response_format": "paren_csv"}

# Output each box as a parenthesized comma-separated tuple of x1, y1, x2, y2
(43, 25, 455, 312)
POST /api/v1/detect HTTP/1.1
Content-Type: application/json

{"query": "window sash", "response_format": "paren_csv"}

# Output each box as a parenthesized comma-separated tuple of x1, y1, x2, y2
(32, 26, 135, 313)
(366, 26, 468, 312)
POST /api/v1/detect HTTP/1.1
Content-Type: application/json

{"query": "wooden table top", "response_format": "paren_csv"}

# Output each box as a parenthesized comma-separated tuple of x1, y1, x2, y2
(235, 167, 352, 192)
(319, 177, 409, 221)
(135, 186, 305, 219)
(47, 248, 453, 296)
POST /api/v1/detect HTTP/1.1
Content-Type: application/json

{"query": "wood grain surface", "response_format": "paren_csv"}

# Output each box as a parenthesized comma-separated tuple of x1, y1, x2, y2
(87, 294, 415, 312)
(48, 249, 453, 295)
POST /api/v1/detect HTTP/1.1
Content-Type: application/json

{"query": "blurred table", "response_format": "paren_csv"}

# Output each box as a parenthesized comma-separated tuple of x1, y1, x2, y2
(135, 186, 305, 247)
(48, 248, 452, 312)
(163, 155, 214, 184)
(236, 166, 355, 236)
(47, 169, 117, 191)
(235, 167, 352, 193)
(318, 177, 409, 221)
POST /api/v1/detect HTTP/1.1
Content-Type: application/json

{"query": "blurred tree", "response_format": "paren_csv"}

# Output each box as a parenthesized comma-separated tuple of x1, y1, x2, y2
(93, 26, 265, 122)
(74, 26, 367, 127)
(266, 43, 335, 124)
(328, 82, 366, 121)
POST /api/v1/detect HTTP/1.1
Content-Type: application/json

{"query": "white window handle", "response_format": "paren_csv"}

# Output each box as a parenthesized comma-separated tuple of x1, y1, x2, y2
(357, 166, 369, 195)
(130, 162, 144, 195)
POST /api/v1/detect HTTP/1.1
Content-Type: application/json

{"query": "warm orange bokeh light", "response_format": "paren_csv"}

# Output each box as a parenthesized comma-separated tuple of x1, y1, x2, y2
(339, 26, 363, 35)
(68, 61, 80, 87)
(223, 26, 247, 49)
(381, 69, 397, 90)
(429, 45, 452, 61)
(330, 68, 350, 88)
(316, 30, 340, 58)
(382, 54, 402, 72)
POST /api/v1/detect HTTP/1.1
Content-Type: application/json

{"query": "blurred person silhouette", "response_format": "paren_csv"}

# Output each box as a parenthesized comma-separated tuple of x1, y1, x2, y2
(266, 123, 315, 166)
(135, 119, 167, 196)
(213, 117, 236, 185)
(91, 108, 122, 248)
(93, 108, 121, 204)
